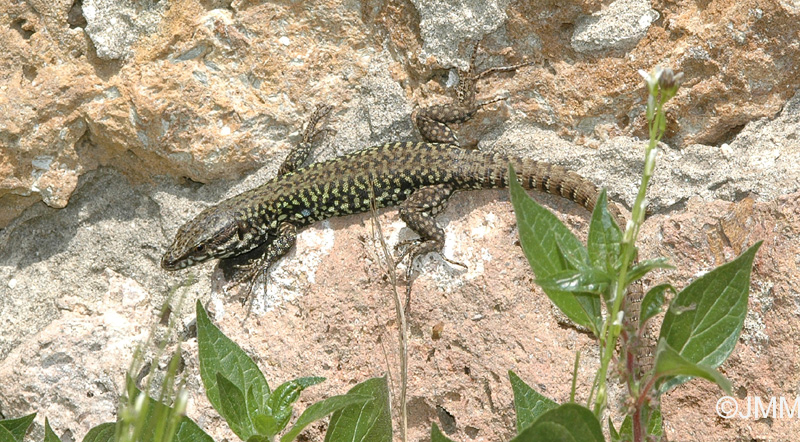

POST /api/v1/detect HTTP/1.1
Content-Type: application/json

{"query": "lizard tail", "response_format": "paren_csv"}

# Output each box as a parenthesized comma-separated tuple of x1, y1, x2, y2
(470, 151, 624, 225)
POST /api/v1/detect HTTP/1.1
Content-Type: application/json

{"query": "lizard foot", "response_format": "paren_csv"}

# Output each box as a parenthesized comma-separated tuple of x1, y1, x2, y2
(395, 238, 468, 282)
(303, 104, 337, 143)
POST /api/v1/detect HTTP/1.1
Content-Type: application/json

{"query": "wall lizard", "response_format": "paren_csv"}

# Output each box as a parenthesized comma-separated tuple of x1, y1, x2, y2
(161, 47, 624, 293)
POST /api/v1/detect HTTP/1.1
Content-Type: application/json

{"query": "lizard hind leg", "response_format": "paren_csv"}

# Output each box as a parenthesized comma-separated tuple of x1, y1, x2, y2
(413, 40, 533, 146)
(396, 184, 466, 282)
(413, 105, 468, 145)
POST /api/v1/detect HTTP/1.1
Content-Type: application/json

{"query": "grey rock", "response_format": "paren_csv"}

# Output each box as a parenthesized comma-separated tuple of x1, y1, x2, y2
(0, 168, 203, 359)
(486, 89, 800, 213)
(411, 0, 511, 68)
(571, 0, 659, 53)
(83, 0, 166, 60)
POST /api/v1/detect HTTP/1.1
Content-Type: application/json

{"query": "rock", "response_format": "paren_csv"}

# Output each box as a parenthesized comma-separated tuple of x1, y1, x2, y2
(571, 0, 659, 53)
(1, 0, 800, 440)
(412, 0, 512, 68)
(82, 0, 167, 60)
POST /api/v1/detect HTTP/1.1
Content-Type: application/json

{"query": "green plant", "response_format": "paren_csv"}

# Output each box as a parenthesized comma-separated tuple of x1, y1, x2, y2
(2, 282, 391, 442)
(193, 300, 390, 442)
(79, 300, 390, 442)
(81, 375, 210, 442)
(492, 67, 760, 442)
(91, 300, 391, 442)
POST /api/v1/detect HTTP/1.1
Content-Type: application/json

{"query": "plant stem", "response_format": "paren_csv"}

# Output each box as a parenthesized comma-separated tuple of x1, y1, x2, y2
(592, 72, 671, 417)
(571, 351, 581, 403)
(633, 407, 643, 442)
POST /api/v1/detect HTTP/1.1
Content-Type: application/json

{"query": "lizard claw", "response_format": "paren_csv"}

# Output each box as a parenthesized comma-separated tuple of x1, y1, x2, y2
(394, 238, 421, 260)
(221, 266, 256, 301)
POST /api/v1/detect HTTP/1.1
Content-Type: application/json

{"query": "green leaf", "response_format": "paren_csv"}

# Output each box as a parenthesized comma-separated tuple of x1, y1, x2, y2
(0, 426, 17, 442)
(247, 384, 269, 432)
(553, 230, 592, 272)
(647, 407, 663, 437)
(196, 301, 271, 426)
(508, 370, 558, 432)
(266, 377, 326, 436)
(535, 268, 610, 296)
(173, 418, 214, 442)
(587, 189, 622, 275)
(324, 377, 391, 442)
(640, 284, 675, 328)
(615, 406, 661, 442)
(81, 423, 116, 442)
(44, 419, 62, 442)
(513, 422, 575, 442)
(431, 423, 457, 442)
(217, 372, 257, 440)
(0, 413, 35, 441)
(607, 418, 621, 442)
(254, 414, 280, 438)
(626, 257, 673, 285)
(510, 404, 603, 442)
(654, 339, 732, 393)
(658, 242, 761, 391)
(618, 416, 631, 442)
(280, 393, 372, 442)
(509, 165, 602, 333)
(284, 376, 326, 390)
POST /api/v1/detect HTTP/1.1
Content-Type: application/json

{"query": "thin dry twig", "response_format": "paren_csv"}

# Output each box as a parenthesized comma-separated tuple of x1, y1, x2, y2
(367, 178, 408, 442)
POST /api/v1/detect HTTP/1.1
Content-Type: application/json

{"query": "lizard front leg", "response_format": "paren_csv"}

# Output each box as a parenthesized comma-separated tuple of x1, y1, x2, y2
(277, 104, 334, 176)
(220, 221, 297, 295)
(224, 104, 329, 294)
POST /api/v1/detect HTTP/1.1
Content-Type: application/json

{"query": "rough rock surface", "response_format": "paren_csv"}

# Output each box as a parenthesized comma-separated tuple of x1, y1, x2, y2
(1, 0, 799, 441)
(83, 0, 167, 60)
(571, 0, 660, 53)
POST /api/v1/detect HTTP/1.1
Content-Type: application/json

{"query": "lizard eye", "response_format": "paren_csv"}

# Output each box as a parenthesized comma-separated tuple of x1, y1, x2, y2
(195, 244, 205, 253)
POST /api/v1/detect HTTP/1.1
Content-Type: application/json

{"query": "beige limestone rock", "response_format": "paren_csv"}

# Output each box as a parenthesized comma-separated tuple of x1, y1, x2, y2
(2, 0, 799, 227)
(1, 0, 800, 440)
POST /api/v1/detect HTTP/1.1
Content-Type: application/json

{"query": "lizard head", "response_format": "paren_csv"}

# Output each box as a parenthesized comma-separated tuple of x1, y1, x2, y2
(161, 209, 248, 271)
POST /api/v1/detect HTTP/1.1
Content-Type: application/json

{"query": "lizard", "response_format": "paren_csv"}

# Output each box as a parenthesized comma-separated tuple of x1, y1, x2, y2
(161, 45, 625, 297)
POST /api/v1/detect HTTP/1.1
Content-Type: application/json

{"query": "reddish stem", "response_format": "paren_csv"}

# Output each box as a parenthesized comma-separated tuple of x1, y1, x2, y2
(633, 406, 643, 442)
(632, 376, 659, 442)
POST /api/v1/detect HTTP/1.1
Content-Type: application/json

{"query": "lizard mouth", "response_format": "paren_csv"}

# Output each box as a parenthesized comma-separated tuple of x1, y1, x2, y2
(161, 254, 191, 271)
